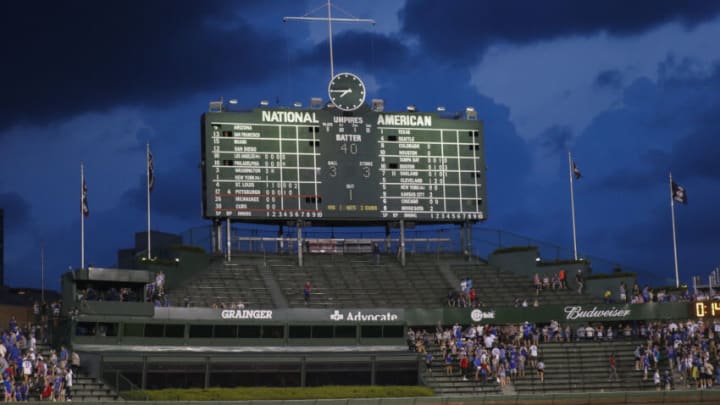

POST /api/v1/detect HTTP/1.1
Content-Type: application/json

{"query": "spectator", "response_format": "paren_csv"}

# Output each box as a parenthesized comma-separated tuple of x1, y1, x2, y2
(537, 359, 545, 383)
(372, 242, 381, 265)
(576, 270, 584, 294)
(303, 281, 312, 304)
(608, 352, 619, 382)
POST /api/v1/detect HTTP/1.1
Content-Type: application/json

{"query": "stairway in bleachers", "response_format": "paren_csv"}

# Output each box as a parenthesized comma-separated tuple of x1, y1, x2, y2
(421, 345, 503, 396)
(36, 343, 119, 402)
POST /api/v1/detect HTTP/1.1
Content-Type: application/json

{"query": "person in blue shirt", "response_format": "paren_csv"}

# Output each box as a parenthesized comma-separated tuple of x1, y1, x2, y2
(425, 353, 433, 374)
(2, 376, 13, 402)
(15, 381, 28, 402)
(445, 353, 454, 376)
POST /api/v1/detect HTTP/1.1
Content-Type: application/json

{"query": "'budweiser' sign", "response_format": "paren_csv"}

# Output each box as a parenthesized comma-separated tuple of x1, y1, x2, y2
(563, 305, 631, 321)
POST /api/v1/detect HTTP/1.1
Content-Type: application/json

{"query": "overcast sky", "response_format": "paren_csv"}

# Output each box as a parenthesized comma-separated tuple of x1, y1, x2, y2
(2, 0, 720, 290)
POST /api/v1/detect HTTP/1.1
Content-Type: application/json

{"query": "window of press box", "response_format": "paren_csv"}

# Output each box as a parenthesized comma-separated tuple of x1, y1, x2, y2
(97, 322, 119, 337)
(289, 325, 312, 339)
(165, 324, 185, 338)
(361, 325, 404, 338)
(144, 324, 165, 338)
(334, 325, 356, 338)
(237, 325, 261, 338)
(214, 325, 237, 338)
(383, 325, 404, 338)
(262, 325, 284, 339)
(311, 325, 334, 338)
(360, 325, 382, 338)
(75, 322, 96, 336)
(124, 323, 145, 337)
(189, 325, 213, 338)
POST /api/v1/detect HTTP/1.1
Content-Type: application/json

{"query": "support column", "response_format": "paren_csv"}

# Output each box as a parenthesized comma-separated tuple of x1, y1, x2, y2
(226, 218, 232, 262)
(464, 221, 472, 260)
(384, 223, 391, 253)
(297, 222, 304, 267)
(370, 355, 376, 386)
(141, 356, 147, 390)
(278, 224, 284, 254)
(399, 220, 406, 267)
(300, 356, 307, 387)
(211, 220, 220, 254)
(204, 357, 210, 389)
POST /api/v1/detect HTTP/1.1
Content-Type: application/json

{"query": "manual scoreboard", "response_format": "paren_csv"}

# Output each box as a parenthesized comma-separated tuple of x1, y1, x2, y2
(201, 107, 486, 223)
(201, 96, 486, 224)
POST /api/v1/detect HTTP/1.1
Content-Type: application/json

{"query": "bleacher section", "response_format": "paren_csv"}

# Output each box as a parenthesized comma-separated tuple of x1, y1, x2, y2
(272, 254, 451, 308)
(170, 253, 605, 310)
(447, 262, 603, 308)
(35, 343, 119, 402)
(173, 259, 273, 308)
(512, 339, 659, 393)
(420, 338, 666, 396)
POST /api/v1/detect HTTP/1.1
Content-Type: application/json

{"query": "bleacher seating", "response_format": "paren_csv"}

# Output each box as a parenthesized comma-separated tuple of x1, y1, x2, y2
(173, 259, 273, 308)
(448, 262, 604, 308)
(170, 252, 606, 310)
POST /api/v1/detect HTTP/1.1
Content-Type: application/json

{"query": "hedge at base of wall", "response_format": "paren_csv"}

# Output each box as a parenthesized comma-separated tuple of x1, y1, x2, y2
(121, 386, 434, 401)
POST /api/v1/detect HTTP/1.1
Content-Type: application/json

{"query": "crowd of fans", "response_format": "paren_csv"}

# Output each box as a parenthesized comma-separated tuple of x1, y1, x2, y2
(409, 318, 720, 392)
(408, 322, 549, 386)
(2, 315, 80, 402)
(631, 319, 720, 390)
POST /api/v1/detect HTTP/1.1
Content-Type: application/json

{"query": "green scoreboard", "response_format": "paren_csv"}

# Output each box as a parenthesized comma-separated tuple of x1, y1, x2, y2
(201, 105, 486, 224)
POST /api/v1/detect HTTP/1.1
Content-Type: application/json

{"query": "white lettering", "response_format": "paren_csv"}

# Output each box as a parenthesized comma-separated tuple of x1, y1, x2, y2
(261, 110, 320, 124)
(377, 114, 432, 127)
(220, 309, 273, 320)
(563, 305, 631, 321)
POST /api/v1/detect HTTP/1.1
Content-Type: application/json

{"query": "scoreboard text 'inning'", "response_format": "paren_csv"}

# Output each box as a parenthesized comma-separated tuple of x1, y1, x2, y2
(201, 107, 486, 224)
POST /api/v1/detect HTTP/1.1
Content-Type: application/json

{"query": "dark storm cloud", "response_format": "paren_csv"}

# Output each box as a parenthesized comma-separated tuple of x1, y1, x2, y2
(0, 1, 293, 132)
(0, 193, 32, 230)
(120, 164, 201, 222)
(595, 69, 624, 90)
(659, 61, 720, 181)
(535, 125, 572, 155)
(400, 0, 720, 63)
(297, 31, 412, 72)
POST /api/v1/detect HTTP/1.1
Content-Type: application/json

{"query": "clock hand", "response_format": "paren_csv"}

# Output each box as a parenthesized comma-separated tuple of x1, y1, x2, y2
(329, 89, 353, 97)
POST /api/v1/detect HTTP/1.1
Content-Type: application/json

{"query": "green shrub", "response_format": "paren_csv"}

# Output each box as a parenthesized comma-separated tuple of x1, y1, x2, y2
(121, 386, 434, 401)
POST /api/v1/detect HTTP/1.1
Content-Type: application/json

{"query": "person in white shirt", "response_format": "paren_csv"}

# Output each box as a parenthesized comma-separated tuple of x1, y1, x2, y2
(22, 356, 33, 384)
(529, 344, 538, 368)
(65, 368, 74, 401)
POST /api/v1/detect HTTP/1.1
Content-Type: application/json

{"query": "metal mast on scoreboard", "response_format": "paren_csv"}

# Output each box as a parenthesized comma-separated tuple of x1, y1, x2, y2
(284, 0, 375, 80)
(283, 1, 374, 266)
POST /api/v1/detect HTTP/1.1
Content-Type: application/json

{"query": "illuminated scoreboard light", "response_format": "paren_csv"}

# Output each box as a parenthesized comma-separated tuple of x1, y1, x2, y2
(201, 108, 486, 223)
(692, 301, 720, 318)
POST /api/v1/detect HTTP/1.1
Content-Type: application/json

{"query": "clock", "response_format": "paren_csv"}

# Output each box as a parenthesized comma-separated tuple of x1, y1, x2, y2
(693, 301, 720, 318)
(328, 72, 366, 111)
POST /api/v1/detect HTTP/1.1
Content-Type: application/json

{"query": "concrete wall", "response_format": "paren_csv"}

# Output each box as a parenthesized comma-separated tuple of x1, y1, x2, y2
(586, 274, 637, 301)
(488, 247, 591, 283)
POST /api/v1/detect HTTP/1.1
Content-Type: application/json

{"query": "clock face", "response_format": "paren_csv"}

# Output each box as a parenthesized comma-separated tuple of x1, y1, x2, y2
(328, 72, 366, 111)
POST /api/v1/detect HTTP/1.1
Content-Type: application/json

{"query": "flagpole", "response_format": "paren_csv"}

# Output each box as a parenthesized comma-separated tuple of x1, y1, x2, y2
(80, 162, 85, 269)
(147, 142, 152, 260)
(669, 172, 680, 288)
(568, 151, 578, 260)
(41, 242, 45, 303)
